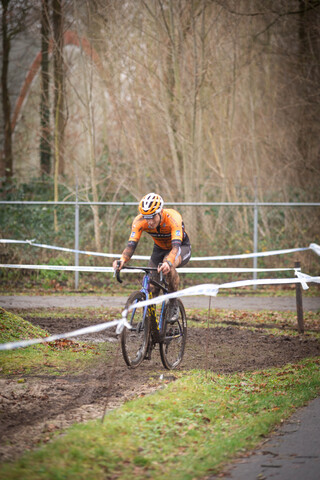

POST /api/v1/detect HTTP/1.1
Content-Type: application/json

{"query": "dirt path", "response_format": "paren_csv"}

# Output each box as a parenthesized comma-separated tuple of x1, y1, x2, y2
(1, 305, 320, 462)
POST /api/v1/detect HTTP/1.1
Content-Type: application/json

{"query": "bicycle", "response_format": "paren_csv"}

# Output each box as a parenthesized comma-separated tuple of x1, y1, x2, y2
(115, 263, 187, 370)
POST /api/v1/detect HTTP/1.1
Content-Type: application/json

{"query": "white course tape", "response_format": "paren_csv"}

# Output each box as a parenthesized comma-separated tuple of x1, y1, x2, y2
(175, 267, 295, 273)
(1, 272, 319, 352)
(295, 271, 318, 290)
(310, 243, 320, 256)
(0, 264, 297, 274)
(0, 264, 115, 273)
(124, 273, 320, 313)
(1, 239, 319, 261)
(191, 243, 320, 261)
(0, 239, 148, 260)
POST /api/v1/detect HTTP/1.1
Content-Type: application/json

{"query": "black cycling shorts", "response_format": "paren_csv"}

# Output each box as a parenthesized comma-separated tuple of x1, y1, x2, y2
(148, 242, 192, 269)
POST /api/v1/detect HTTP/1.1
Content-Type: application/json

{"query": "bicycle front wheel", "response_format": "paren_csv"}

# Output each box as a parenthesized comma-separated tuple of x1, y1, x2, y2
(159, 299, 187, 369)
(121, 291, 150, 368)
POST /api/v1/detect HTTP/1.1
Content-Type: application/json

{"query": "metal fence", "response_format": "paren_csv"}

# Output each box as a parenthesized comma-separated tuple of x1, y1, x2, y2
(1, 199, 320, 289)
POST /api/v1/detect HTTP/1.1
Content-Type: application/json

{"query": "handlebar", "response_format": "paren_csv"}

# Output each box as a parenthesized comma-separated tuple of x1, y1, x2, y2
(159, 268, 163, 283)
(115, 261, 123, 283)
(114, 263, 164, 284)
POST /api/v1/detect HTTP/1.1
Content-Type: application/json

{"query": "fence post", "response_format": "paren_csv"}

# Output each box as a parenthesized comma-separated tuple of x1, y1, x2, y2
(75, 181, 79, 290)
(253, 177, 258, 289)
(295, 261, 304, 334)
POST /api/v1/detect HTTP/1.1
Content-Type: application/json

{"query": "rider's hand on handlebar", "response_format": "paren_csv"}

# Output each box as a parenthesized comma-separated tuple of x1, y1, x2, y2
(113, 259, 125, 271)
(158, 261, 171, 275)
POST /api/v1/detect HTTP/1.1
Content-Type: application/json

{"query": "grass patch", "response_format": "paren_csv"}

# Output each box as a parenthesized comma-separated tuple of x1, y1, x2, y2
(0, 358, 319, 479)
(0, 343, 110, 376)
(0, 309, 115, 375)
(188, 308, 320, 338)
(0, 307, 48, 343)
(17, 307, 122, 320)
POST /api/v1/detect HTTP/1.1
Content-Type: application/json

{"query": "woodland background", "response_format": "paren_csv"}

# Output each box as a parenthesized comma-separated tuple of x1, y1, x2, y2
(0, 0, 319, 276)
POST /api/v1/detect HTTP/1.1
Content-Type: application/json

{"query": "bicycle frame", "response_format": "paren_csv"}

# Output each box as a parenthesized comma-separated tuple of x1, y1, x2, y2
(135, 270, 168, 337)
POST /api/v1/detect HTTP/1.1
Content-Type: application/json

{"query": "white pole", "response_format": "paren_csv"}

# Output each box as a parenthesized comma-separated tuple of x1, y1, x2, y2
(75, 178, 79, 289)
(253, 177, 258, 289)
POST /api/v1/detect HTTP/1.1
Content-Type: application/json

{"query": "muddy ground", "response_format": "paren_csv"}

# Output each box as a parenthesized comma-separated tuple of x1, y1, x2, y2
(1, 309, 320, 462)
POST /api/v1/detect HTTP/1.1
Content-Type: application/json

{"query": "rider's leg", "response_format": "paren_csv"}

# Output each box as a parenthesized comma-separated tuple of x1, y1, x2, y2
(166, 242, 192, 291)
(165, 257, 181, 321)
(165, 243, 191, 321)
(148, 245, 166, 296)
(148, 260, 160, 296)
(166, 263, 180, 293)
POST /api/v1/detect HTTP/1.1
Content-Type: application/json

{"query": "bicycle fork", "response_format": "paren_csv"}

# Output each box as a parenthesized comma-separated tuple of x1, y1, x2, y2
(141, 275, 167, 360)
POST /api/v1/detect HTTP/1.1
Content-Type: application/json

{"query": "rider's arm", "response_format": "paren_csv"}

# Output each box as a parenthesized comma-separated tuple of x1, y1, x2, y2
(113, 241, 137, 270)
(120, 241, 137, 264)
(165, 212, 184, 268)
(166, 240, 181, 266)
(158, 239, 181, 274)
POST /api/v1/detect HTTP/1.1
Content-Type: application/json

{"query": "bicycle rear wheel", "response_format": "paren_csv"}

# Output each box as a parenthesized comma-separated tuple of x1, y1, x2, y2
(159, 299, 187, 369)
(121, 291, 150, 368)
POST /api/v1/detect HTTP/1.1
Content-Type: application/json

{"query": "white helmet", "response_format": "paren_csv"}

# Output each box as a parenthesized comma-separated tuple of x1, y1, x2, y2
(139, 193, 164, 218)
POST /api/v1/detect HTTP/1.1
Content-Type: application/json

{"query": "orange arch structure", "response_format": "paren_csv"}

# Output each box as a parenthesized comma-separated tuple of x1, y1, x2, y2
(11, 30, 103, 132)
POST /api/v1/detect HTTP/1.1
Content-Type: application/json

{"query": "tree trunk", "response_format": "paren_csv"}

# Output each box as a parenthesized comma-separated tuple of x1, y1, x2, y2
(1, 0, 13, 181)
(297, 0, 320, 180)
(40, 0, 51, 175)
(73, 1, 101, 252)
(52, 0, 65, 231)
(52, 0, 65, 176)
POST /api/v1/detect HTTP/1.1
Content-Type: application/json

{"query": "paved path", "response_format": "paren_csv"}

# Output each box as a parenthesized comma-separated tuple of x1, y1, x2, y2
(212, 396, 320, 480)
(1, 295, 320, 311)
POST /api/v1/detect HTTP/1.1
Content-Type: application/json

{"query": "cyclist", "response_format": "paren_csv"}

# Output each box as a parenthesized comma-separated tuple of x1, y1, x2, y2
(113, 192, 191, 320)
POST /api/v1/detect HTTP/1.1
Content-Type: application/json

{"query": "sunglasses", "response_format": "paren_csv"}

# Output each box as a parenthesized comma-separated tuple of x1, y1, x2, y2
(143, 214, 158, 220)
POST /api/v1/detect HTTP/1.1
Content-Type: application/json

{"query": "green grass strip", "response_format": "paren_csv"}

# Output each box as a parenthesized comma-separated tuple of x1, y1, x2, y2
(0, 309, 109, 375)
(1, 357, 319, 480)
(0, 307, 49, 343)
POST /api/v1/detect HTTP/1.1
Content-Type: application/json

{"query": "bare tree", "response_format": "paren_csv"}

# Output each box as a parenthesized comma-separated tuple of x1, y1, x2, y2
(52, 0, 65, 231)
(52, 0, 65, 177)
(1, 0, 13, 181)
(297, 0, 320, 179)
(0, 0, 35, 183)
(40, 0, 51, 175)
(68, 0, 103, 251)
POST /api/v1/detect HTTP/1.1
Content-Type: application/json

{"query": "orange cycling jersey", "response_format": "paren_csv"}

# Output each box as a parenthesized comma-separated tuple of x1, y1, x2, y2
(127, 209, 188, 251)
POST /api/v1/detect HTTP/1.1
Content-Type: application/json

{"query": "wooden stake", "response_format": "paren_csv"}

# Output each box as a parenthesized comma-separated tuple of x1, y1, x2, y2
(295, 261, 304, 334)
